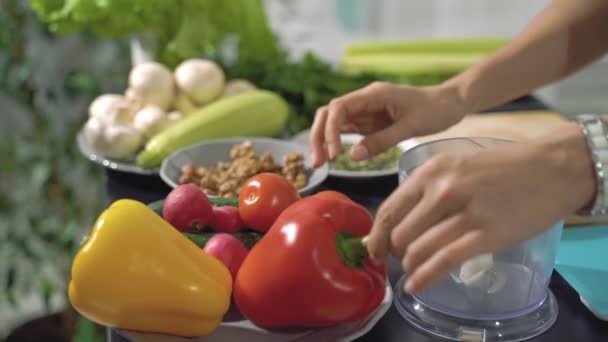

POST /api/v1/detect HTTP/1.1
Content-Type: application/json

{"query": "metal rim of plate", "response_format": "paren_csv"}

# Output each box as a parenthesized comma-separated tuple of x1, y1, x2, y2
(76, 129, 159, 175)
(393, 275, 559, 342)
(290, 130, 415, 179)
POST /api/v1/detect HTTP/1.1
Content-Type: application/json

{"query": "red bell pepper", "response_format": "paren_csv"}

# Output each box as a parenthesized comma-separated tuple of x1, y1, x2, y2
(233, 192, 387, 328)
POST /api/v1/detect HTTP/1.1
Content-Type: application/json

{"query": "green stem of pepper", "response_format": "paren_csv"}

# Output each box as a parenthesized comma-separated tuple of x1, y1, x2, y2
(336, 232, 370, 268)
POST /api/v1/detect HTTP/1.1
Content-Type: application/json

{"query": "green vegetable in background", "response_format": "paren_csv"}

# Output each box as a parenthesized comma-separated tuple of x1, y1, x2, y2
(343, 38, 508, 56)
(219, 52, 452, 134)
(30, 0, 282, 67)
(340, 38, 509, 77)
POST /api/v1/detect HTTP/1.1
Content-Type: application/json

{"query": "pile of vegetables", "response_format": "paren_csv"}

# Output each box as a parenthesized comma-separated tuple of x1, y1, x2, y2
(31, 1, 509, 139)
(68, 174, 387, 336)
(82, 58, 269, 163)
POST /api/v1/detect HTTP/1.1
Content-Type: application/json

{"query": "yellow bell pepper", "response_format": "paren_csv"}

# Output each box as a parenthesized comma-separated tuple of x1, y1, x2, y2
(68, 199, 232, 337)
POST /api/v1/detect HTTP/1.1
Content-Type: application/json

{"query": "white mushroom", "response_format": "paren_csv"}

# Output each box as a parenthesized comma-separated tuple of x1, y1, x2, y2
(128, 61, 175, 110)
(103, 125, 144, 160)
(221, 79, 257, 98)
(83, 115, 143, 161)
(125, 87, 144, 113)
(132, 105, 169, 138)
(88, 94, 134, 125)
(83, 116, 108, 151)
(174, 59, 225, 105)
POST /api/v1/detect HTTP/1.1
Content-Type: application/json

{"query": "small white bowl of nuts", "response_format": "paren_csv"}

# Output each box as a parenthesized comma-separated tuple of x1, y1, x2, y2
(160, 138, 330, 198)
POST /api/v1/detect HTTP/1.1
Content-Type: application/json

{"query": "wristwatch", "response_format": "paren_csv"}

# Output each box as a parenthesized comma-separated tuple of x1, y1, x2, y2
(576, 114, 608, 216)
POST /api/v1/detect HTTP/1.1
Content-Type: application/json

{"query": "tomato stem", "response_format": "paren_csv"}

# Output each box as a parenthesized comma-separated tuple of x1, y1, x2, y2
(336, 232, 369, 268)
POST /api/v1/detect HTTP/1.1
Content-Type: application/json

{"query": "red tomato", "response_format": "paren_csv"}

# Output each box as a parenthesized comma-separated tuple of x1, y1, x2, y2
(238, 173, 300, 232)
(314, 190, 351, 202)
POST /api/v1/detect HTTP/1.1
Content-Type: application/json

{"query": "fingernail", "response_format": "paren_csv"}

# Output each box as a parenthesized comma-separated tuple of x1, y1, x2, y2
(351, 144, 369, 161)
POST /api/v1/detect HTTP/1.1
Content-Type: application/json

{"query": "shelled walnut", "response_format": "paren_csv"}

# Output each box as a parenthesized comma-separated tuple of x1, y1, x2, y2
(178, 140, 309, 197)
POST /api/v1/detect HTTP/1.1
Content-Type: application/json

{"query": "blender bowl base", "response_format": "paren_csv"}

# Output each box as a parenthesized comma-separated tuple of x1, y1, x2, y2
(394, 275, 558, 342)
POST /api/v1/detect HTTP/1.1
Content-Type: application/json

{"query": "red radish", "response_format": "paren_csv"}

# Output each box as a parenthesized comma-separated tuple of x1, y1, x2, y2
(163, 184, 213, 232)
(209, 206, 244, 233)
(204, 233, 249, 280)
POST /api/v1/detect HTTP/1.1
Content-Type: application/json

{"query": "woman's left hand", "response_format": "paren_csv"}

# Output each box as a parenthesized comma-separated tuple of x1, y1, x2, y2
(366, 122, 596, 294)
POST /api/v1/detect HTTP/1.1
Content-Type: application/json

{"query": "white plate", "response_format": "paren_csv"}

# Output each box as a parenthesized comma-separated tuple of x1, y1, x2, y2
(76, 130, 159, 175)
(291, 130, 414, 179)
(118, 283, 393, 342)
(159, 137, 329, 197)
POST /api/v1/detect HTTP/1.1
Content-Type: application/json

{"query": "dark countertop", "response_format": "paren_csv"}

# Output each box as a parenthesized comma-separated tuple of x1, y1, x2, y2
(105, 96, 608, 341)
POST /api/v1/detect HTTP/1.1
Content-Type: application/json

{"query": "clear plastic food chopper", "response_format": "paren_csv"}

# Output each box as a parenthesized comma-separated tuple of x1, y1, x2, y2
(395, 137, 563, 342)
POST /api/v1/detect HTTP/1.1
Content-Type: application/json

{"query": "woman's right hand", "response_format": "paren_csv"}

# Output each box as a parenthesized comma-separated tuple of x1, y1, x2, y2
(309, 81, 468, 168)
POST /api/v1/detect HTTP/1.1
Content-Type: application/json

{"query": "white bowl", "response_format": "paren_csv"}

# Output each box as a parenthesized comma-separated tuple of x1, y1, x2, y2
(160, 137, 329, 197)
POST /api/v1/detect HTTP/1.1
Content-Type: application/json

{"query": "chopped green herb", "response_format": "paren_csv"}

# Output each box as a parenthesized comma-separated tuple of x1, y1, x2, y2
(330, 144, 402, 172)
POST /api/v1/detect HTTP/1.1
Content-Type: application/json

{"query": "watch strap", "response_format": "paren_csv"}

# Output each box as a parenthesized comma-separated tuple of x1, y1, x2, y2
(576, 114, 608, 216)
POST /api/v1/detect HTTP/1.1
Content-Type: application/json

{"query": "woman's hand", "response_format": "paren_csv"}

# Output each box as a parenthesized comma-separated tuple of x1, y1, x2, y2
(366, 122, 596, 294)
(309, 82, 466, 168)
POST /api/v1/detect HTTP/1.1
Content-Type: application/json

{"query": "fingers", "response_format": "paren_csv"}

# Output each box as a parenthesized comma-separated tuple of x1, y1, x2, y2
(325, 102, 346, 160)
(310, 106, 362, 167)
(367, 179, 422, 263)
(388, 190, 458, 260)
(401, 214, 468, 273)
(353, 121, 409, 161)
(310, 106, 328, 168)
(323, 84, 386, 160)
(404, 230, 485, 294)
(384, 170, 467, 258)
(341, 123, 360, 133)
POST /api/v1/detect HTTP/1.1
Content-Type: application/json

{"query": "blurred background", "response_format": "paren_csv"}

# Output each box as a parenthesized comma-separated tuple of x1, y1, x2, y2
(1, 0, 606, 341)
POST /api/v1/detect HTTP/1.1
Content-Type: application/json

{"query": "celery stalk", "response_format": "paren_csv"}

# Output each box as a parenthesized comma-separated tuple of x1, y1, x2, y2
(339, 53, 486, 76)
(344, 38, 509, 56)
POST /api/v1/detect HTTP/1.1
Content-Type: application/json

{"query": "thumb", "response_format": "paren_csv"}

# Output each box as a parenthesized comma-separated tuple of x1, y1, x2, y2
(351, 123, 408, 161)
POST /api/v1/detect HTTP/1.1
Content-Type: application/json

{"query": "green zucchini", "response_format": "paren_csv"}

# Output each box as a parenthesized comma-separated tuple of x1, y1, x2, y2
(136, 90, 289, 169)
